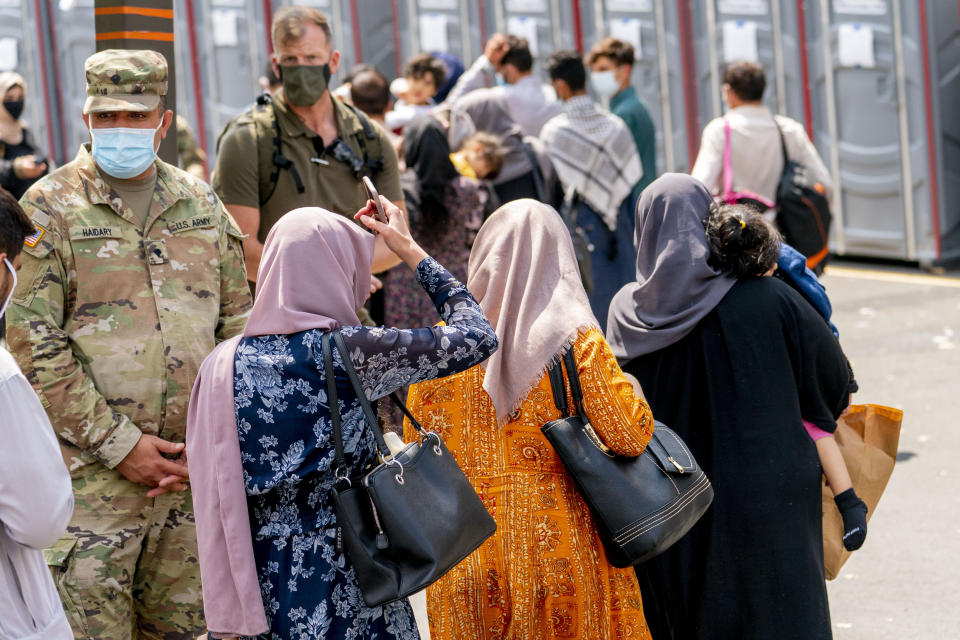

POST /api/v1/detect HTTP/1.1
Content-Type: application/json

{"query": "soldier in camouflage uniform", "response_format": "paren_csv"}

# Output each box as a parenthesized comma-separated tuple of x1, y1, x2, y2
(5, 49, 252, 640)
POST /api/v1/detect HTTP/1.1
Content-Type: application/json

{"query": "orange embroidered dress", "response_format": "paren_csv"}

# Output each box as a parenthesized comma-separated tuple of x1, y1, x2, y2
(405, 328, 654, 640)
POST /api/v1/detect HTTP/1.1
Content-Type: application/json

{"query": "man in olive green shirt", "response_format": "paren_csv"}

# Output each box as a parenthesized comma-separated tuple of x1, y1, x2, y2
(213, 5, 404, 283)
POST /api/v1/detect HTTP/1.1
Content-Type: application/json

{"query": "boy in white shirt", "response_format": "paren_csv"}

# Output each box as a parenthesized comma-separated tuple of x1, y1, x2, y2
(0, 187, 74, 640)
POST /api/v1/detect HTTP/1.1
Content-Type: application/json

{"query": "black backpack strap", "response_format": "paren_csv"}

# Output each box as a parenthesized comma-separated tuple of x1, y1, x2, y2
(520, 141, 547, 202)
(342, 102, 385, 177)
(773, 117, 790, 167)
(269, 105, 305, 200)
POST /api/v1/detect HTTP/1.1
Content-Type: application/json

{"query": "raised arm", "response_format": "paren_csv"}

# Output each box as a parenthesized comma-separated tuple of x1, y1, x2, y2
(341, 198, 497, 400)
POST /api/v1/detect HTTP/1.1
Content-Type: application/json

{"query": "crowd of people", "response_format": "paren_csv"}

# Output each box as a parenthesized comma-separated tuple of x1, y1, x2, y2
(0, 5, 870, 640)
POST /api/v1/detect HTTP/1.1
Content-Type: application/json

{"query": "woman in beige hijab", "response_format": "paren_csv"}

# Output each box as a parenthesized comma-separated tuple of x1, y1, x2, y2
(0, 72, 47, 200)
(405, 199, 654, 640)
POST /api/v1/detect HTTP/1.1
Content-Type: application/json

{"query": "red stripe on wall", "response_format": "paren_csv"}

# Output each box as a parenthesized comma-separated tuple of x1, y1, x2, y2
(677, 0, 700, 169)
(571, 0, 584, 53)
(795, 0, 814, 138)
(183, 0, 208, 176)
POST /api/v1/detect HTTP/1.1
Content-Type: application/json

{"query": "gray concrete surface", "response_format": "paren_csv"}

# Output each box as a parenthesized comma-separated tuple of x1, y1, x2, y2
(820, 262, 960, 639)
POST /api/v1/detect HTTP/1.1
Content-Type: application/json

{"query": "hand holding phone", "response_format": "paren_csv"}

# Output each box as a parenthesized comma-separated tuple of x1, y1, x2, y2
(361, 176, 388, 224)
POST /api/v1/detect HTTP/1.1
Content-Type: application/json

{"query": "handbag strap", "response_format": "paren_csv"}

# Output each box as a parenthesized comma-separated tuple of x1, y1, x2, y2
(547, 361, 568, 416)
(546, 349, 588, 423)
(388, 392, 429, 436)
(322, 331, 391, 476)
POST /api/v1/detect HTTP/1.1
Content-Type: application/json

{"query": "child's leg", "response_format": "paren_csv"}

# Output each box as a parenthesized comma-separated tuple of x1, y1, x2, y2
(815, 435, 852, 493)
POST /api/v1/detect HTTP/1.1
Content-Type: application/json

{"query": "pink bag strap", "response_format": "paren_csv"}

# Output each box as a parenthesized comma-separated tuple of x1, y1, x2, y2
(722, 118, 735, 204)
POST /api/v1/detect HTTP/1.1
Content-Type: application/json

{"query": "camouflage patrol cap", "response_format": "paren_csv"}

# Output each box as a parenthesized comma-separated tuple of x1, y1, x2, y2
(83, 49, 168, 114)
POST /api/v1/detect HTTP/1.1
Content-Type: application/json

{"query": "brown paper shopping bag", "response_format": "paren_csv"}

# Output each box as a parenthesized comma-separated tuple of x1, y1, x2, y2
(822, 404, 903, 580)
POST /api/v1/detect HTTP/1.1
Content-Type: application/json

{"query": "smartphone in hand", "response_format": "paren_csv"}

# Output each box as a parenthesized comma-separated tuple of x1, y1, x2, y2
(361, 176, 388, 224)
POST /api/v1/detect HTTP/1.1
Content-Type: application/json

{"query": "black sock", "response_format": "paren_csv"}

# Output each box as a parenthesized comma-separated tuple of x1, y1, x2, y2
(834, 488, 868, 551)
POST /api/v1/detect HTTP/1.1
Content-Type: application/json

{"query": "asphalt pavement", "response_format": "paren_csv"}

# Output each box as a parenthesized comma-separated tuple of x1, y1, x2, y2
(819, 261, 960, 639)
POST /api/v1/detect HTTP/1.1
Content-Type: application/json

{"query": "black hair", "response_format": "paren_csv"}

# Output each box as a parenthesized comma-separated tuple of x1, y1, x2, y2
(350, 67, 391, 116)
(723, 61, 766, 102)
(545, 49, 586, 92)
(502, 35, 533, 73)
(0, 187, 36, 261)
(403, 53, 447, 90)
(705, 203, 781, 278)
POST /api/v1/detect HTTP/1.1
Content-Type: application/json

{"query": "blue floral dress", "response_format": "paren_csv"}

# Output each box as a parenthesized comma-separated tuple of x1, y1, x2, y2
(231, 258, 498, 640)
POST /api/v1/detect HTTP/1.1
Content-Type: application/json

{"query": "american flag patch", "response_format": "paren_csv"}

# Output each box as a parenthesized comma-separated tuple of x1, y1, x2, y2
(24, 227, 45, 248)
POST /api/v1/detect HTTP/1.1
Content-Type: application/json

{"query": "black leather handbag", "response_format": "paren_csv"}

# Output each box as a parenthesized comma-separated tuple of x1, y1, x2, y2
(322, 331, 496, 607)
(541, 350, 714, 567)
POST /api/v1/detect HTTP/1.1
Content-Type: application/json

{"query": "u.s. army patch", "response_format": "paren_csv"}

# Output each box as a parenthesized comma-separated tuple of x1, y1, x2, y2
(23, 227, 45, 248)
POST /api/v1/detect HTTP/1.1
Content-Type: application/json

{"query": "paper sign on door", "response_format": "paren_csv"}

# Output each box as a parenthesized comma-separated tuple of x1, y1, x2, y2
(723, 20, 759, 63)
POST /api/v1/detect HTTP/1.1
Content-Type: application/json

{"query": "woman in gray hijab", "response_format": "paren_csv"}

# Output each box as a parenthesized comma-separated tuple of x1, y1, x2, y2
(607, 174, 853, 640)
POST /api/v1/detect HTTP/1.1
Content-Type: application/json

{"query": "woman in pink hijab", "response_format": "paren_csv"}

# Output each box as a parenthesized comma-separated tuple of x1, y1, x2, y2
(186, 199, 498, 640)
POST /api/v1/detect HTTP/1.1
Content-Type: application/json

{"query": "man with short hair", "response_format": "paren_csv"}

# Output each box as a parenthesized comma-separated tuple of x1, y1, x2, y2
(444, 33, 560, 136)
(587, 36, 656, 193)
(540, 49, 642, 327)
(691, 60, 832, 206)
(0, 187, 74, 640)
(214, 5, 404, 284)
(6, 49, 252, 639)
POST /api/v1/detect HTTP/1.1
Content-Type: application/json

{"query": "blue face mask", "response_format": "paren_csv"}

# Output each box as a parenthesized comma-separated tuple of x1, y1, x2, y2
(89, 121, 162, 179)
(494, 73, 506, 87)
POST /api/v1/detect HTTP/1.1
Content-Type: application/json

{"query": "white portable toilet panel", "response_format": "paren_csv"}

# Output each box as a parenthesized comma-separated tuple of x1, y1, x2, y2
(0, 0, 51, 161)
(928, 1, 960, 261)
(805, 0, 934, 261)
(691, 0, 807, 126)
(581, 0, 690, 175)
(195, 0, 267, 156)
(490, 0, 578, 81)
(397, 0, 487, 74)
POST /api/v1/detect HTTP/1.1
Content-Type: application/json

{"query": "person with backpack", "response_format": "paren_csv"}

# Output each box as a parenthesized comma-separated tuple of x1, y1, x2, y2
(213, 6, 405, 287)
(691, 61, 834, 272)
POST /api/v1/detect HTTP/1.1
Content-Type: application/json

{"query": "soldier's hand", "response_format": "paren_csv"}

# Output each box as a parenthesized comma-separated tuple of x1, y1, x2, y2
(116, 435, 190, 490)
(147, 451, 190, 498)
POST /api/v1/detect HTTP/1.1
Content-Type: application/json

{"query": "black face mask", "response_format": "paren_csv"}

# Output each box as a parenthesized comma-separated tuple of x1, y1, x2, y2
(2, 100, 24, 120)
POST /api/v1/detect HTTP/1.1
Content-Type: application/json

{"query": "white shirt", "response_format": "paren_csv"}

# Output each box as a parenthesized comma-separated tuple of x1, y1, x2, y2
(691, 104, 833, 206)
(444, 55, 561, 137)
(0, 345, 74, 640)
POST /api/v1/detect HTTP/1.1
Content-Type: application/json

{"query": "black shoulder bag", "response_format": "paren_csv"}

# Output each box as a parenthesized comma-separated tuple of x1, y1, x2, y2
(541, 349, 714, 567)
(322, 331, 496, 607)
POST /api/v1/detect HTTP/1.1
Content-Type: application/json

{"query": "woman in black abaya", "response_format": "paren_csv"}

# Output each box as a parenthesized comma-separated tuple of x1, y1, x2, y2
(606, 174, 851, 640)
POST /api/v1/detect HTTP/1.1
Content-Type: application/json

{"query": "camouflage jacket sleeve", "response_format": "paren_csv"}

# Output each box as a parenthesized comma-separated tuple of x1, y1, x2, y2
(215, 201, 252, 342)
(6, 193, 143, 469)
